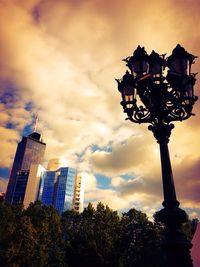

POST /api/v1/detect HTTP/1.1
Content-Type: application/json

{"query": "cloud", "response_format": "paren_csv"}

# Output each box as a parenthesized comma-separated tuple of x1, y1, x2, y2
(91, 134, 158, 176)
(0, 0, 200, 217)
(175, 157, 200, 204)
(0, 178, 8, 192)
(0, 121, 19, 168)
(111, 176, 124, 187)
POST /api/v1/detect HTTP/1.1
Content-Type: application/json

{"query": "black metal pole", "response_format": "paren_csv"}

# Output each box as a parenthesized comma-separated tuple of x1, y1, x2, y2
(151, 124, 194, 267)
(118, 44, 198, 267)
(159, 140, 179, 208)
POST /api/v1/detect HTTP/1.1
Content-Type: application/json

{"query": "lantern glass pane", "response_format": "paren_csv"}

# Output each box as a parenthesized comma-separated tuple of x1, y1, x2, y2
(184, 84, 193, 98)
(132, 61, 140, 74)
(180, 58, 190, 75)
(125, 95, 134, 108)
(171, 59, 181, 73)
(132, 61, 148, 75)
(142, 61, 149, 74)
(151, 63, 162, 75)
(124, 85, 134, 96)
(171, 58, 189, 74)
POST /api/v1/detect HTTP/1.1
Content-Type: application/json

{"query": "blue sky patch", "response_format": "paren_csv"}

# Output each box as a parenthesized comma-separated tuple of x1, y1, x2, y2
(95, 173, 111, 189)
(22, 123, 34, 136)
(92, 143, 112, 153)
(25, 101, 34, 111)
(0, 81, 20, 107)
(0, 167, 10, 180)
(6, 122, 15, 129)
(121, 174, 135, 181)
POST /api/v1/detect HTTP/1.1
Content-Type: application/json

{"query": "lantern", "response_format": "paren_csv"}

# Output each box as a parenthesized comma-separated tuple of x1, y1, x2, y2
(149, 51, 164, 77)
(126, 46, 149, 77)
(167, 44, 196, 75)
(116, 71, 136, 113)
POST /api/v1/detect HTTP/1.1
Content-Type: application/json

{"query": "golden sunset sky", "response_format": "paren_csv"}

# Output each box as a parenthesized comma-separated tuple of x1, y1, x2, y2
(0, 0, 200, 217)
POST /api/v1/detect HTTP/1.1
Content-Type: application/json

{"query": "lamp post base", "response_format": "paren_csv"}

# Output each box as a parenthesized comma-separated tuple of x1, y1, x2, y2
(156, 207, 193, 267)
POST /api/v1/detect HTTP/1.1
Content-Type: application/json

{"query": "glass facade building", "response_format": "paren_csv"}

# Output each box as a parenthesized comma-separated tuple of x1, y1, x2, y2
(40, 167, 77, 214)
(12, 171, 29, 204)
(41, 171, 58, 206)
(5, 132, 46, 204)
(55, 168, 76, 213)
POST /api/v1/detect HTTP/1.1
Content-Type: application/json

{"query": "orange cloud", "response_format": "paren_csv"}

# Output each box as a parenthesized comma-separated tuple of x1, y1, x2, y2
(0, 0, 199, 216)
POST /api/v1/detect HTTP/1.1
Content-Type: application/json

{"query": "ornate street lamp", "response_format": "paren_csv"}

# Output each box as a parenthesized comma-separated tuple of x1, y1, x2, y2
(116, 44, 198, 267)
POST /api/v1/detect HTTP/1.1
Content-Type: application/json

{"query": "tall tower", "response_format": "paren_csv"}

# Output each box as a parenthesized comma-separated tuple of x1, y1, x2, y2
(5, 132, 46, 204)
(39, 167, 77, 214)
(23, 164, 46, 209)
(38, 161, 84, 214)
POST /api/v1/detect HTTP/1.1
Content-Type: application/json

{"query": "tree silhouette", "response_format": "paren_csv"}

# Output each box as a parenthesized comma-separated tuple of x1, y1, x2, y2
(0, 201, 197, 267)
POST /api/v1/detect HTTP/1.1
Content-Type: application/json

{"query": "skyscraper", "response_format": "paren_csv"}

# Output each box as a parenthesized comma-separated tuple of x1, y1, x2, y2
(5, 132, 46, 204)
(23, 164, 46, 209)
(39, 167, 77, 213)
(38, 162, 84, 214)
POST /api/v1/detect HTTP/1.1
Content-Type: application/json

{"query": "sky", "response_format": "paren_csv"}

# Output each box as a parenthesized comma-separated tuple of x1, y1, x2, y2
(0, 0, 200, 218)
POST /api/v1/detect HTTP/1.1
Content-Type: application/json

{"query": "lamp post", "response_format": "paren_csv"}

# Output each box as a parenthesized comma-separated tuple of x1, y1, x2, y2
(116, 44, 198, 267)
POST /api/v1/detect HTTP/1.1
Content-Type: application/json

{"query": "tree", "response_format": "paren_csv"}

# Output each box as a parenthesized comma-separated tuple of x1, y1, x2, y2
(0, 201, 36, 267)
(1, 200, 179, 267)
(0, 202, 15, 240)
(181, 218, 200, 241)
(7, 216, 37, 267)
(0, 202, 24, 267)
(25, 201, 65, 267)
(120, 208, 161, 267)
(93, 203, 121, 267)
(63, 202, 121, 267)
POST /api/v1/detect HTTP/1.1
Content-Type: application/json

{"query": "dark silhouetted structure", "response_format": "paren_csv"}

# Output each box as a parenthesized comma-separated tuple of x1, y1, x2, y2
(117, 44, 198, 267)
(0, 192, 5, 202)
(191, 223, 200, 267)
